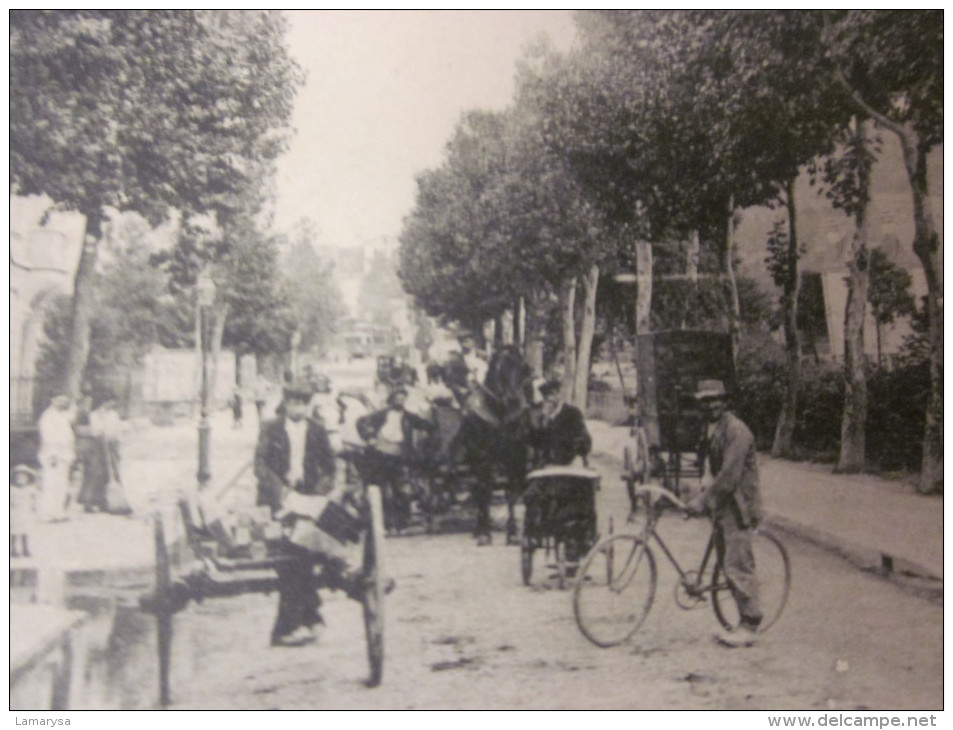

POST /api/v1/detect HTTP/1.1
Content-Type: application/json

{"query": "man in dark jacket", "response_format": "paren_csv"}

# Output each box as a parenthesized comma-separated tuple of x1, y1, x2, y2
(254, 382, 337, 647)
(531, 379, 592, 467)
(255, 383, 336, 514)
(356, 386, 435, 532)
(687, 379, 764, 648)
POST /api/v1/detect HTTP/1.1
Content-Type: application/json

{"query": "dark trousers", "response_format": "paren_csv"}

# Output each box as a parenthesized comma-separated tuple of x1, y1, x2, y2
(714, 505, 762, 627)
(272, 544, 322, 641)
(363, 449, 410, 530)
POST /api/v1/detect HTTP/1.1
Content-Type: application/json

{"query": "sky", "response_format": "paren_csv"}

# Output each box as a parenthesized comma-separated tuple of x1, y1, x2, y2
(271, 10, 577, 250)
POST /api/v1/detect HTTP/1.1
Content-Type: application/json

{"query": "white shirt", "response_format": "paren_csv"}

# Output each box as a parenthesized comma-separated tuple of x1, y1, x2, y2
(90, 408, 123, 439)
(285, 418, 308, 485)
(38, 405, 75, 459)
(378, 409, 405, 444)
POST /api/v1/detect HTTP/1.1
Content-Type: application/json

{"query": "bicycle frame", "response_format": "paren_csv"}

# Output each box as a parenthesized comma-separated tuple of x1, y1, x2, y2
(633, 501, 726, 601)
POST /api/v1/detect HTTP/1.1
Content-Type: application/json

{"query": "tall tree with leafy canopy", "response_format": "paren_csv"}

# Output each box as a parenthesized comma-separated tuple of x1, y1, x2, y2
(819, 9, 943, 492)
(399, 103, 612, 397)
(218, 217, 297, 385)
(399, 111, 518, 333)
(10, 10, 301, 398)
(820, 117, 879, 473)
(536, 11, 863, 451)
(281, 220, 347, 357)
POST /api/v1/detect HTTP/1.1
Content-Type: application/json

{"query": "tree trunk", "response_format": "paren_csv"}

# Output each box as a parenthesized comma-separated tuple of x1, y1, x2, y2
(634, 241, 658, 447)
(524, 292, 544, 378)
(684, 230, 700, 328)
(875, 321, 883, 368)
(896, 128, 943, 494)
(725, 196, 742, 367)
(513, 297, 523, 350)
(837, 121, 873, 474)
(64, 212, 101, 400)
(772, 177, 802, 458)
(634, 241, 653, 336)
(573, 264, 599, 409)
(836, 70, 943, 492)
(559, 277, 577, 404)
(493, 313, 505, 351)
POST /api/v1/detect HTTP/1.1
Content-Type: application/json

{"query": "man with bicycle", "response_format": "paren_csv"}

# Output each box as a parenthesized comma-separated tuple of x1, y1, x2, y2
(687, 379, 764, 648)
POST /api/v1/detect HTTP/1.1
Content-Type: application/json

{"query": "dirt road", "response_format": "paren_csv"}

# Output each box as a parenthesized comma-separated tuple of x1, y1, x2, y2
(161, 470, 941, 710)
(124, 359, 939, 710)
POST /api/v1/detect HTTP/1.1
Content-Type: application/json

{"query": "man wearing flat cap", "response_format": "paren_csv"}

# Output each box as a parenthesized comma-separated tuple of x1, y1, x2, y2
(356, 386, 435, 532)
(255, 381, 336, 514)
(254, 381, 338, 647)
(531, 379, 592, 467)
(686, 379, 763, 648)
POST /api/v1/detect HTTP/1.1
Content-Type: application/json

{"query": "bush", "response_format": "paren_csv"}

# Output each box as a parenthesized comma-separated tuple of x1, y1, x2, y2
(866, 362, 928, 471)
(734, 332, 785, 450)
(736, 329, 927, 469)
(792, 365, 844, 461)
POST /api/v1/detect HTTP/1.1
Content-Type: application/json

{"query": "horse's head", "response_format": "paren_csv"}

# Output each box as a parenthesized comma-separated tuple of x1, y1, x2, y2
(485, 345, 533, 425)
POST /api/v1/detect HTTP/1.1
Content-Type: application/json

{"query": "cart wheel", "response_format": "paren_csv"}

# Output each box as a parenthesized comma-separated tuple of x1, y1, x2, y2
(519, 525, 533, 586)
(154, 513, 174, 707)
(362, 486, 386, 687)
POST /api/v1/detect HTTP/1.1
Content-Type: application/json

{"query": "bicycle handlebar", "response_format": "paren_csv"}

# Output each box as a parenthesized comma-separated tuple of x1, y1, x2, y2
(633, 484, 689, 512)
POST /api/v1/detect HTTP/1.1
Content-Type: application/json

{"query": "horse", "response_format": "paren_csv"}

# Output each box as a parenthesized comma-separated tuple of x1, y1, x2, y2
(454, 345, 535, 545)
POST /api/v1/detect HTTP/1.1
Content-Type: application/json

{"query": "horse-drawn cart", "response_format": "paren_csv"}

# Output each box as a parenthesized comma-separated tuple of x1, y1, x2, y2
(625, 330, 736, 505)
(139, 484, 388, 706)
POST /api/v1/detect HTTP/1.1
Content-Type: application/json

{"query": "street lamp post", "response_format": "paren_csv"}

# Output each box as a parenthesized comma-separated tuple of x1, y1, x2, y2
(196, 271, 216, 489)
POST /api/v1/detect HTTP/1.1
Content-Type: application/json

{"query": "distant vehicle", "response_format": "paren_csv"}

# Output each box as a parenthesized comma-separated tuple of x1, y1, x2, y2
(340, 318, 397, 360)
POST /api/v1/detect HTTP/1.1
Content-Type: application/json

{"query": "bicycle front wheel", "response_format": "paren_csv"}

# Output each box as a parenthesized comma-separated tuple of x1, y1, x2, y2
(573, 534, 656, 648)
(711, 529, 790, 633)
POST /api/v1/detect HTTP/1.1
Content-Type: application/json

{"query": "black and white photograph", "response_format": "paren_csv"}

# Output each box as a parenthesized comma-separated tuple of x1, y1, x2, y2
(9, 10, 943, 715)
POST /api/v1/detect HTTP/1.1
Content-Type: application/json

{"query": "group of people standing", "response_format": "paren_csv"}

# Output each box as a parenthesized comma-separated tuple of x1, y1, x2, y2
(251, 332, 595, 645)
(11, 391, 131, 558)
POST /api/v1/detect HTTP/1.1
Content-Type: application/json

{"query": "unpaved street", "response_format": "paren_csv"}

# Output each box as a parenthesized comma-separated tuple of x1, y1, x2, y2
(159, 450, 942, 710)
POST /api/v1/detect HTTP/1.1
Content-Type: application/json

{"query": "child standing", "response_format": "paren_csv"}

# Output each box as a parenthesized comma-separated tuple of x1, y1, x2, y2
(10, 465, 38, 558)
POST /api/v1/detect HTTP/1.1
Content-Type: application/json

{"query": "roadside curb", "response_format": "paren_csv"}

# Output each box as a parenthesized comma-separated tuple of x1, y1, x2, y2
(764, 512, 943, 603)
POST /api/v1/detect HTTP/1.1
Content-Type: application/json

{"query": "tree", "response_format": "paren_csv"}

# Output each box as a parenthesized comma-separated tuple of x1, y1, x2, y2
(34, 216, 194, 396)
(818, 10, 942, 490)
(10, 10, 301, 398)
(282, 220, 346, 355)
(219, 218, 297, 384)
(553, 11, 846, 364)
(821, 117, 878, 473)
(359, 250, 405, 328)
(400, 105, 612, 397)
(867, 248, 916, 366)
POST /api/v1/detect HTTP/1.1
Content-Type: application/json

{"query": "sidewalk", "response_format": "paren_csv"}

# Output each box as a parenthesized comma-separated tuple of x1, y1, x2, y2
(587, 422, 943, 585)
(10, 409, 261, 600)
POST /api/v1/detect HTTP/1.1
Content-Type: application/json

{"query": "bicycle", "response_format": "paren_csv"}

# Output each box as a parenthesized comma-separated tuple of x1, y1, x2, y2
(573, 484, 791, 648)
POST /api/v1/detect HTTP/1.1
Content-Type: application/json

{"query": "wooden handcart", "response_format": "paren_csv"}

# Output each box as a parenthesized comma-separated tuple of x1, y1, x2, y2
(139, 484, 387, 706)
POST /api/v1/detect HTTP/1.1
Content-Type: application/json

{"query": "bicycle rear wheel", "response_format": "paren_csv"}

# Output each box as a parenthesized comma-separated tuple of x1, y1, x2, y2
(573, 534, 656, 648)
(711, 529, 790, 633)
